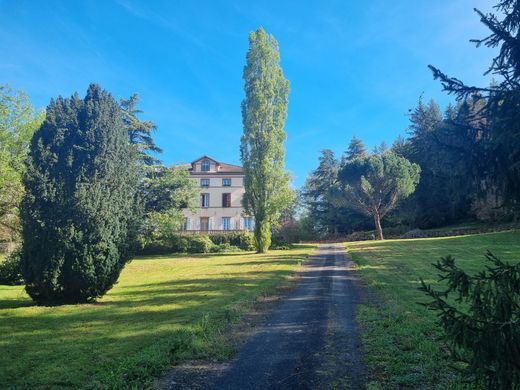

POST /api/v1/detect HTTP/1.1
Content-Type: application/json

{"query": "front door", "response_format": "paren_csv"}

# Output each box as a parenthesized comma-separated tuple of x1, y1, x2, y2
(200, 217, 209, 232)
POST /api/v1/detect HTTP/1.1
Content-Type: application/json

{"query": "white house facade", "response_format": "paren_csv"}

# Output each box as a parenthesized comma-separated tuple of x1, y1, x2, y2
(182, 156, 254, 232)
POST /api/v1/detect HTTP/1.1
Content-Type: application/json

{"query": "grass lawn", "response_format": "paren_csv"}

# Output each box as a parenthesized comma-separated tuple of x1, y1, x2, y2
(0, 244, 315, 389)
(347, 230, 520, 390)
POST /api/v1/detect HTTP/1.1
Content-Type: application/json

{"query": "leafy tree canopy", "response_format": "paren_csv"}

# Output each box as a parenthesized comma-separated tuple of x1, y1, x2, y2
(338, 151, 420, 239)
(240, 27, 293, 252)
(0, 85, 44, 240)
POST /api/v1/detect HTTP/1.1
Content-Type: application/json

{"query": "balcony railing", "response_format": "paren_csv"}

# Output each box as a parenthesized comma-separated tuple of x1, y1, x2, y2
(179, 229, 249, 234)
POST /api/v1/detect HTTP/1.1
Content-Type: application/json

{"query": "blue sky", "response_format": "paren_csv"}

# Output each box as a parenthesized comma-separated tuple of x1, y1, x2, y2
(1, 0, 496, 187)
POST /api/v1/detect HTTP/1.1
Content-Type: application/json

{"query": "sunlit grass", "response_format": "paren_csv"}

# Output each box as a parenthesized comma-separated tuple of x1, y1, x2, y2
(0, 245, 316, 388)
(348, 231, 520, 390)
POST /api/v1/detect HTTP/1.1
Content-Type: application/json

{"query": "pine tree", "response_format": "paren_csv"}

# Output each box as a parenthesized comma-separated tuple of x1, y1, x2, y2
(302, 150, 340, 235)
(21, 84, 139, 305)
(429, 0, 520, 216)
(120, 93, 162, 166)
(342, 136, 367, 165)
(240, 27, 292, 253)
(338, 151, 421, 240)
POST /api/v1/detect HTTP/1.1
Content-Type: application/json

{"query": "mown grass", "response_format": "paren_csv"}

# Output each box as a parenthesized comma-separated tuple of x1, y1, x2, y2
(0, 244, 315, 389)
(347, 231, 520, 390)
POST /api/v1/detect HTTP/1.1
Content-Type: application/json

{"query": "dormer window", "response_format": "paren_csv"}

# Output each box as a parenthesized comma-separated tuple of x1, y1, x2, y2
(201, 160, 210, 172)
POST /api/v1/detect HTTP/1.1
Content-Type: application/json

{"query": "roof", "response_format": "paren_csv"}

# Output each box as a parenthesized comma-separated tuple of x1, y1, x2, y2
(189, 155, 243, 173)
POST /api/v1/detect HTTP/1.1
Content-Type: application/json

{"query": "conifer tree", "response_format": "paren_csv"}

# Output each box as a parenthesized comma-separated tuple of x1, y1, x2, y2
(342, 136, 367, 165)
(429, 0, 520, 216)
(240, 27, 292, 253)
(120, 93, 162, 166)
(338, 151, 420, 240)
(21, 84, 139, 305)
(420, 252, 520, 389)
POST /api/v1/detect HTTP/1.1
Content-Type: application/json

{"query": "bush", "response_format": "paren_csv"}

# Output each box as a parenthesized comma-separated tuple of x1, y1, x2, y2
(401, 228, 429, 239)
(238, 231, 255, 251)
(0, 248, 24, 285)
(270, 232, 291, 250)
(188, 235, 213, 253)
(420, 252, 520, 389)
(207, 231, 255, 251)
(168, 235, 189, 253)
(210, 243, 241, 253)
(270, 244, 291, 250)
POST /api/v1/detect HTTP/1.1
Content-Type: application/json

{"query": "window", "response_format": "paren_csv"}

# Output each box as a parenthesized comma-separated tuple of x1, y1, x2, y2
(244, 217, 253, 231)
(222, 178, 231, 187)
(222, 193, 231, 208)
(222, 217, 231, 231)
(201, 193, 209, 208)
(200, 178, 209, 187)
(201, 160, 210, 171)
(200, 217, 209, 231)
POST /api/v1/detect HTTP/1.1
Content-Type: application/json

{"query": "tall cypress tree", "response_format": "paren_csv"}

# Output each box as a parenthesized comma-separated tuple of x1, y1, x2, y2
(240, 27, 292, 253)
(21, 84, 139, 305)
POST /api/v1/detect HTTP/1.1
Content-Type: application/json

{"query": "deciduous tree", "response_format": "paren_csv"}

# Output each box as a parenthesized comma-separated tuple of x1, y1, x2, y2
(0, 86, 44, 241)
(240, 27, 292, 252)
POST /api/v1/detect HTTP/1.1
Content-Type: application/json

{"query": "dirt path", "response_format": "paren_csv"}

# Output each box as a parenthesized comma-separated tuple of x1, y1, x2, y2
(160, 244, 367, 389)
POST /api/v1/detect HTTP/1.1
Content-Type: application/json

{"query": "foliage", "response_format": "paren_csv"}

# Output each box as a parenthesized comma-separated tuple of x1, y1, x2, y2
(0, 248, 23, 285)
(210, 243, 241, 253)
(348, 230, 520, 389)
(420, 252, 520, 390)
(302, 149, 342, 236)
(337, 151, 420, 240)
(188, 235, 213, 253)
(21, 84, 140, 305)
(141, 166, 197, 214)
(342, 135, 368, 164)
(168, 235, 190, 253)
(240, 27, 293, 253)
(121, 93, 162, 166)
(0, 246, 315, 388)
(208, 231, 255, 251)
(0, 85, 44, 241)
(429, 0, 520, 216)
(137, 165, 197, 248)
(394, 97, 485, 228)
(237, 231, 256, 251)
(139, 231, 255, 255)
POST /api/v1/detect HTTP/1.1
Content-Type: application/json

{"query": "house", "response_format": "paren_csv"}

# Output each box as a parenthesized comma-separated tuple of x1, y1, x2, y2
(182, 156, 254, 232)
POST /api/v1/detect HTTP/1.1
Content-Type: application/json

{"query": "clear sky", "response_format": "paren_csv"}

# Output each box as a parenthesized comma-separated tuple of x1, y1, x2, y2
(1, 0, 497, 187)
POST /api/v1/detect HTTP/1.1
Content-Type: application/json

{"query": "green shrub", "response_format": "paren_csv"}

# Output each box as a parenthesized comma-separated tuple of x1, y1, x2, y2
(0, 248, 24, 285)
(238, 231, 255, 251)
(210, 243, 241, 253)
(207, 233, 230, 246)
(270, 244, 291, 250)
(207, 232, 243, 247)
(168, 235, 189, 253)
(139, 241, 172, 255)
(188, 235, 213, 253)
(270, 232, 291, 250)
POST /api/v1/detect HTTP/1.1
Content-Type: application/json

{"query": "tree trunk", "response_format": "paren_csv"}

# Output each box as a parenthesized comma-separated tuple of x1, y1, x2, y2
(373, 211, 384, 240)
